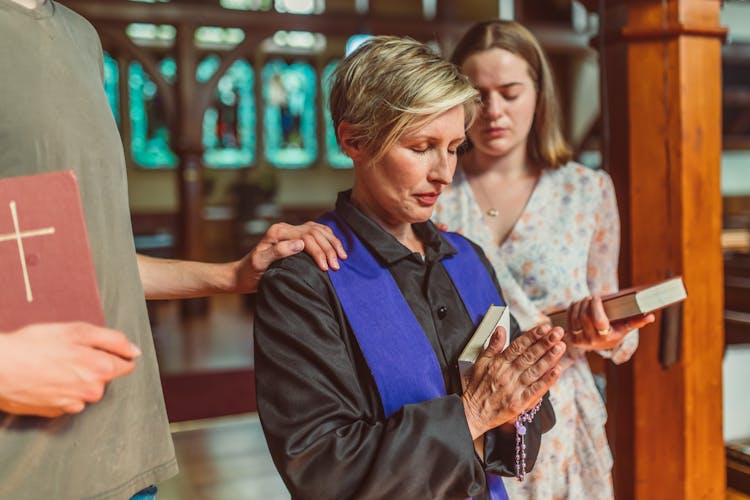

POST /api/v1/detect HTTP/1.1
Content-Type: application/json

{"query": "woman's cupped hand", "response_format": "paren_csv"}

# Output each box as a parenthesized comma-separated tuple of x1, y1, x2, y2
(461, 324, 566, 439)
(565, 296, 655, 351)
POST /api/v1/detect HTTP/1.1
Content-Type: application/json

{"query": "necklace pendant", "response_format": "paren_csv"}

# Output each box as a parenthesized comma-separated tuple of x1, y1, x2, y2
(486, 208, 499, 217)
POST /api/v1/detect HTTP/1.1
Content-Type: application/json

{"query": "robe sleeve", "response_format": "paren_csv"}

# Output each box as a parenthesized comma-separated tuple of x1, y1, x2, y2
(254, 256, 491, 500)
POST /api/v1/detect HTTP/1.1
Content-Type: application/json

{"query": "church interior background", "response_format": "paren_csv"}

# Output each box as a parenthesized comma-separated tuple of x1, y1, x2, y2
(56, 0, 750, 497)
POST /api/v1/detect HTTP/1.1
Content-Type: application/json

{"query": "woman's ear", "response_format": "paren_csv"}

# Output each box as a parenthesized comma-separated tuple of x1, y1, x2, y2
(337, 122, 363, 161)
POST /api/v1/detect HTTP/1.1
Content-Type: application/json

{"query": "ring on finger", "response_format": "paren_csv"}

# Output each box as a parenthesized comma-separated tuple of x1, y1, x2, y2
(597, 326, 612, 336)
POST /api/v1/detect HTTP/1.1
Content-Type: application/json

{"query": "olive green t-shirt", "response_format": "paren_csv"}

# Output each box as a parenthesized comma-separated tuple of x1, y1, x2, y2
(0, 1, 177, 498)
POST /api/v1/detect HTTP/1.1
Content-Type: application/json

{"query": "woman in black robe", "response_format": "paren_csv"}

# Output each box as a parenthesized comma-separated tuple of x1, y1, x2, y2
(254, 36, 567, 500)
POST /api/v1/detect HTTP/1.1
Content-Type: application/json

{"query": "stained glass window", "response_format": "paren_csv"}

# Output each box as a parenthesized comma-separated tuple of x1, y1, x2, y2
(274, 0, 323, 14)
(271, 31, 325, 51)
(422, 0, 436, 19)
(129, 58, 178, 168)
(126, 23, 177, 47)
(322, 61, 352, 169)
(262, 60, 317, 168)
(355, 0, 368, 14)
(198, 55, 256, 168)
(195, 27, 246, 49)
(220, 0, 272, 10)
(102, 52, 120, 125)
(345, 34, 372, 56)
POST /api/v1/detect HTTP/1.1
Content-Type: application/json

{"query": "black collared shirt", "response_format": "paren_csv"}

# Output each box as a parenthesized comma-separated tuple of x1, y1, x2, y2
(255, 191, 549, 500)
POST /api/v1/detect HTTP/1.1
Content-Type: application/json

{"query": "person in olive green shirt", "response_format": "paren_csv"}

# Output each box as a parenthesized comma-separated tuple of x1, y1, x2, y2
(0, 0, 345, 498)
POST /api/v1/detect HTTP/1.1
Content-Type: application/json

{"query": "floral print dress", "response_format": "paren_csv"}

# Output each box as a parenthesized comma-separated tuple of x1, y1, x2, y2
(433, 163, 638, 500)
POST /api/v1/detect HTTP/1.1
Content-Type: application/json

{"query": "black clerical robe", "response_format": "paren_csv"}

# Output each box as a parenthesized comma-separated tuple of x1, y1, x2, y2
(254, 191, 554, 500)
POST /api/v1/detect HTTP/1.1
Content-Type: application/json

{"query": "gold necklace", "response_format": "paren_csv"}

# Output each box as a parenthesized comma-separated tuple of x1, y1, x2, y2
(466, 171, 500, 217)
(463, 156, 512, 219)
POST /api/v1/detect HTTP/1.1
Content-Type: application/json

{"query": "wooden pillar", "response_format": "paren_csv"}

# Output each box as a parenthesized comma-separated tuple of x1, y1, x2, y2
(174, 23, 208, 317)
(600, 1, 726, 498)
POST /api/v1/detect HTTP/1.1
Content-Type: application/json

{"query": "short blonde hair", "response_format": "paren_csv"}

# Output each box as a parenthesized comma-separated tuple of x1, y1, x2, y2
(451, 21, 572, 169)
(329, 36, 479, 164)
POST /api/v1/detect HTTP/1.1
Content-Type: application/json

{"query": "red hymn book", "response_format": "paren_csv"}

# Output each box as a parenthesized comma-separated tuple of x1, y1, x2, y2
(0, 170, 104, 331)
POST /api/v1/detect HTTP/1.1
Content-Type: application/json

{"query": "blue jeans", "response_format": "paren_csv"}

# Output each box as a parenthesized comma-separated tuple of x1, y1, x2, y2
(130, 485, 157, 500)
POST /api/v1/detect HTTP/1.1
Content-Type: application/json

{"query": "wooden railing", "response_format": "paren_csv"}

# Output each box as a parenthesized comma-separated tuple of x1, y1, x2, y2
(723, 252, 750, 494)
(724, 253, 750, 346)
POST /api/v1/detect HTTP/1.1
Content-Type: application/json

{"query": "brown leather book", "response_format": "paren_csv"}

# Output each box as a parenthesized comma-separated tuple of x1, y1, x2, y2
(0, 170, 104, 331)
(547, 276, 687, 330)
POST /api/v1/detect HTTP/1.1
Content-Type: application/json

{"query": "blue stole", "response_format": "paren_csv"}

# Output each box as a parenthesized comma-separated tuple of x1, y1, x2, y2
(318, 211, 509, 500)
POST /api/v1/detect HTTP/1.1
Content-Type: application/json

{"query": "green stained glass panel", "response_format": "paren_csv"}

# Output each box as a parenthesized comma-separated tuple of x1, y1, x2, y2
(160, 58, 177, 83)
(103, 52, 120, 125)
(199, 56, 256, 168)
(196, 54, 221, 83)
(220, 0, 272, 10)
(345, 34, 372, 56)
(262, 59, 317, 169)
(322, 61, 352, 169)
(129, 58, 177, 168)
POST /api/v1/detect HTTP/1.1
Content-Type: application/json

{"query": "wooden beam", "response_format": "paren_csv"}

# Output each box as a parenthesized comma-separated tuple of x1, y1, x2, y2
(528, 23, 593, 54)
(724, 88, 750, 136)
(725, 88, 750, 107)
(724, 136, 750, 150)
(61, 0, 596, 53)
(171, 23, 210, 316)
(601, 1, 726, 498)
(60, 0, 468, 40)
(725, 311, 750, 346)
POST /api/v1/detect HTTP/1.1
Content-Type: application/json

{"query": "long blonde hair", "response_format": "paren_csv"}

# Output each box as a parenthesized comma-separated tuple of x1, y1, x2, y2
(451, 20, 572, 169)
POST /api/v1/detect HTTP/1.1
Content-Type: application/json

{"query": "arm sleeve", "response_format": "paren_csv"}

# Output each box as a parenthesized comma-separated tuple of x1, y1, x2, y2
(254, 260, 490, 500)
(483, 391, 554, 477)
(588, 172, 639, 363)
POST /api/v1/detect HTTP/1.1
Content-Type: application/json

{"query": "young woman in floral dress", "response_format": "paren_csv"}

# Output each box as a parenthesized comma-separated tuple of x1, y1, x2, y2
(434, 20, 654, 499)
